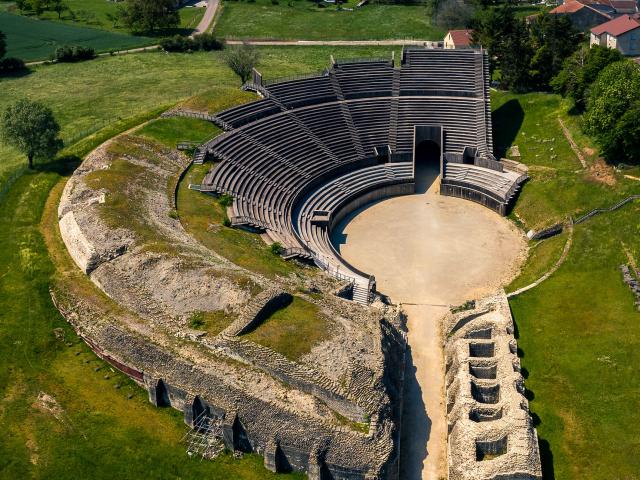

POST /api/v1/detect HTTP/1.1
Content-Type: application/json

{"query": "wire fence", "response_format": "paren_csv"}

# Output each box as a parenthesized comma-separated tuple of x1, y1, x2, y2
(0, 165, 28, 205)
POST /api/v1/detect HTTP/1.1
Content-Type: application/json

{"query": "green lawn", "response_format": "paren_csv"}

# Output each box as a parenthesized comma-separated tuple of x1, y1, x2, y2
(0, 11, 154, 61)
(492, 91, 640, 230)
(1, 0, 203, 35)
(136, 117, 221, 149)
(495, 89, 640, 478)
(0, 46, 398, 189)
(509, 205, 640, 479)
(215, 0, 444, 40)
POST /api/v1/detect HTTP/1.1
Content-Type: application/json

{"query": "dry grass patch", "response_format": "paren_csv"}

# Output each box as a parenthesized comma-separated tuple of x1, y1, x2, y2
(242, 296, 329, 361)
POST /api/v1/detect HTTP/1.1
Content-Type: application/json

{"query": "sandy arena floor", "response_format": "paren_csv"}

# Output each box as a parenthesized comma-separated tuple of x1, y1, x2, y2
(331, 165, 527, 479)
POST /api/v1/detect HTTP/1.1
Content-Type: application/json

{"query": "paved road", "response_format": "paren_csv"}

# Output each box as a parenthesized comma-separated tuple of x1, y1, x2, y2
(226, 39, 438, 46)
(193, 0, 220, 35)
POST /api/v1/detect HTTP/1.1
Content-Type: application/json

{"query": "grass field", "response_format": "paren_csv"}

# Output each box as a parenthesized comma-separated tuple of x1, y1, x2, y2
(495, 89, 640, 478)
(0, 0, 203, 36)
(215, 0, 444, 40)
(0, 46, 397, 185)
(0, 11, 154, 61)
(492, 91, 640, 230)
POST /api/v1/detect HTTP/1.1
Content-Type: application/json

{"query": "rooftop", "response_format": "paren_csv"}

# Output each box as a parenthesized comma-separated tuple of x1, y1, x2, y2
(447, 29, 474, 47)
(591, 14, 640, 36)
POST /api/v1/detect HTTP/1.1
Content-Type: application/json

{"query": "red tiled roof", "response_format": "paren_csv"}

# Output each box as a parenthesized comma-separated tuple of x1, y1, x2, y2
(591, 14, 640, 35)
(447, 29, 473, 47)
(550, 1, 588, 13)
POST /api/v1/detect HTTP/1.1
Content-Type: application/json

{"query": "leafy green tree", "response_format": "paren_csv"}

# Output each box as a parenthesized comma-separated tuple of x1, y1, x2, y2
(598, 103, 640, 164)
(552, 45, 623, 110)
(434, 0, 476, 30)
(583, 61, 640, 164)
(225, 43, 260, 85)
(119, 0, 179, 33)
(0, 99, 63, 169)
(528, 13, 579, 90)
(50, 0, 68, 19)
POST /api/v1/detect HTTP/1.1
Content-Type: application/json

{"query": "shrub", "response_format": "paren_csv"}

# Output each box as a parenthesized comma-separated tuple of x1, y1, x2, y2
(54, 45, 95, 63)
(271, 0, 279, 4)
(0, 57, 26, 74)
(218, 193, 233, 207)
(189, 311, 205, 328)
(222, 216, 231, 227)
(193, 33, 224, 51)
(160, 33, 223, 53)
(270, 242, 284, 255)
(168, 209, 178, 219)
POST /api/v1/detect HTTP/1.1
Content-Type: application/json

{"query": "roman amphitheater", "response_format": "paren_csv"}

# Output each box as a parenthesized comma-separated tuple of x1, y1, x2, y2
(57, 47, 543, 479)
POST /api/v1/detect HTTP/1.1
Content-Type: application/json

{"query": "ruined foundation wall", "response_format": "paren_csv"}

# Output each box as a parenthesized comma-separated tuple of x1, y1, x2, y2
(443, 292, 542, 480)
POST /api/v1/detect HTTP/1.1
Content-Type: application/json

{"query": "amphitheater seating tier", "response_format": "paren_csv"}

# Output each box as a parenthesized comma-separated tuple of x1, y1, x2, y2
(200, 48, 520, 303)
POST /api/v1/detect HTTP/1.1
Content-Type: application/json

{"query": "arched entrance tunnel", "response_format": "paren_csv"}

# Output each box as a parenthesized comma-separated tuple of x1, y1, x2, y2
(414, 139, 441, 194)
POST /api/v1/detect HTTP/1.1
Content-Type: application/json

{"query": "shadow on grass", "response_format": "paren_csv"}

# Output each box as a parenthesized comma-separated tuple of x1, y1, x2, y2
(33, 155, 81, 176)
(492, 98, 525, 159)
(510, 304, 556, 479)
(0, 67, 32, 79)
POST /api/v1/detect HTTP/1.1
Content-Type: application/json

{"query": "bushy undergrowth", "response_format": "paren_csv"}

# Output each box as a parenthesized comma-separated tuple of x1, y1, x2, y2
(160, 33, 224, 53)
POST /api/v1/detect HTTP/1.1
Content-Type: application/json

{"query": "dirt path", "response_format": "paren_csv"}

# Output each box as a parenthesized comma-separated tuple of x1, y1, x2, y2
(557, 117, 587, 169)
(332, 168, 526, 479)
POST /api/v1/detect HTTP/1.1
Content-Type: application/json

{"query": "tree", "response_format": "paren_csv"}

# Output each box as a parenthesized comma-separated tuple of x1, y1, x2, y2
(50, 0, 68, 19)
(598, 103, 640, 164)
(552, 45, 623, 110)
(433, 0, 476, 30)
(225, 43, 259, 85)
(0, 99, 63, 169)
(119, 0, 179, 33)
(528, 13, 579, 90)
(583, 60, 640, 164)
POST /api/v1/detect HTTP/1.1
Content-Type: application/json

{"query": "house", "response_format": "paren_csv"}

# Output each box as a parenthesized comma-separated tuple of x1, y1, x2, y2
(444, 30, 474, 49)
(548, 0, 613, 30)
(590, 14, 640, 55)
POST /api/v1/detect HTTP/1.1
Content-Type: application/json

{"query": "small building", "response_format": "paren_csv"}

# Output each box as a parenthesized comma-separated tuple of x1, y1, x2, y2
(590, 14, 640, 55)
(608, 0, 639, 14)
(549, 0, 613, 30)
(444, 29, 474, 49)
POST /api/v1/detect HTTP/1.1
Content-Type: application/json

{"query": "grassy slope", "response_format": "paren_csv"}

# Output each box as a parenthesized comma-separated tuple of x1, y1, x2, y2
(136, 117, 221, 149)
(0, 11, 154, 61)
(242, 296, 329, 361)
(215, 0, 443, 40)
(494, 90, 640, 478)
(177, 163, 299, 278)
(492, 91, 639, 229)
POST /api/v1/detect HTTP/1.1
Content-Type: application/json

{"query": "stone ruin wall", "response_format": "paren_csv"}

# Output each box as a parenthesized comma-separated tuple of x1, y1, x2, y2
(443, 292, 542, 480)
(53, 288, 407, 479)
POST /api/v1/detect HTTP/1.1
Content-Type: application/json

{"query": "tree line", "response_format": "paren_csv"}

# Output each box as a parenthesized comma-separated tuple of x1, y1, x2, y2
(14, 0, 182, 34)
(434, 0, 639, 164)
